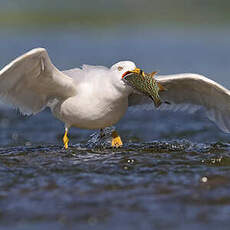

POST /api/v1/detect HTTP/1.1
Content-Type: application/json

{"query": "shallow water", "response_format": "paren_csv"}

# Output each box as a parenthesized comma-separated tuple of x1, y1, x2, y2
(0, 27, 230, 229)
(1, 141, 230, 230)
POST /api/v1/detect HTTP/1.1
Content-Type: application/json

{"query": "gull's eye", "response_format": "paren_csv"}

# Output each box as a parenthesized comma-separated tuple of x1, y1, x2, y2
(118, 66, 123, 71)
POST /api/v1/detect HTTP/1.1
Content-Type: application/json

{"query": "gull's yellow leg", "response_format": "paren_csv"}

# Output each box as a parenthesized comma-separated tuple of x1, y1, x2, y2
(111, 130, 123, 148)
(63, 127, 69, 149)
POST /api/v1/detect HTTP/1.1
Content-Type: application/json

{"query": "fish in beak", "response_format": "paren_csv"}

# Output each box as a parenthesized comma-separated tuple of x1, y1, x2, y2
(122, 68, 145, 78)
(122, 69, 166, 108)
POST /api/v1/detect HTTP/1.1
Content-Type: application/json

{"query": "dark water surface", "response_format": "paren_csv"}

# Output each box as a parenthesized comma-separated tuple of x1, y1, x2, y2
(1, 142, 230, 230)
(0, 27, 230, 229)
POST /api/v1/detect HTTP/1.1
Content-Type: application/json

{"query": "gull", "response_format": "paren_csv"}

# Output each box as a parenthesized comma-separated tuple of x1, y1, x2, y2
(0, 48, 230, 149)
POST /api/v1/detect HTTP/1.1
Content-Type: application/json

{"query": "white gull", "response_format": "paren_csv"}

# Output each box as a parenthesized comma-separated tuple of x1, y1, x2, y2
(0, 48, 230, 148)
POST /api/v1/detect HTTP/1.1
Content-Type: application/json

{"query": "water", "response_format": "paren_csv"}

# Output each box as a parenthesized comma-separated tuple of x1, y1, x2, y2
(1, 142, 230, 230)
(0, 27, 230, 230)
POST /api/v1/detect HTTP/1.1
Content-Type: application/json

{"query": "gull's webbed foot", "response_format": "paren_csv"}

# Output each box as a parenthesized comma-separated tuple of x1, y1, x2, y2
(63, 127, 69, 149)
(111, 130, 123, 148)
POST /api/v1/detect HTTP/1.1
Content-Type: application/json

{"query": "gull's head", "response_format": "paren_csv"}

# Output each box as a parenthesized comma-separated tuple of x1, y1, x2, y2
(110, 61, 144, 92)
(111, 61, 136, 74)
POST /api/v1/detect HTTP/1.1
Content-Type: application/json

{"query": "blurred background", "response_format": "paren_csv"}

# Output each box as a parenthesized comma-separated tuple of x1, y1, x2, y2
(1, 2, 230, 230)
(0, 0, 230, 146)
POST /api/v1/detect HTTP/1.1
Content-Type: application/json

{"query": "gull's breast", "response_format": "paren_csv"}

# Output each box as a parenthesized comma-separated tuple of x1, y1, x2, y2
(54, 88, 128, 129)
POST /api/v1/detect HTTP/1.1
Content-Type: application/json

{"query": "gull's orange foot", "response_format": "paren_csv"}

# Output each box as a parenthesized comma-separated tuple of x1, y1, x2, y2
(111, 131, 123, 148)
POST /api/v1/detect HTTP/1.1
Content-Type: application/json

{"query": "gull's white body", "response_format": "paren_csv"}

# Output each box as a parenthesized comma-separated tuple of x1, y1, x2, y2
(1, 48, 230, 139)
(0, 48, 133, 130)
(52, 73, 129, 129)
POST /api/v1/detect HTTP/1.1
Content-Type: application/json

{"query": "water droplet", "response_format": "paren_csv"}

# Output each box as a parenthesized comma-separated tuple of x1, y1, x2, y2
(201, 177, 208, 183)
(127, 159, 134, 164)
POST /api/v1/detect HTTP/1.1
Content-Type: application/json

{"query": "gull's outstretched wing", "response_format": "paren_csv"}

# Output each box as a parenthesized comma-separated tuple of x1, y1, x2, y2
(0, 48, 76, 114)
(129, 73, 230, 133)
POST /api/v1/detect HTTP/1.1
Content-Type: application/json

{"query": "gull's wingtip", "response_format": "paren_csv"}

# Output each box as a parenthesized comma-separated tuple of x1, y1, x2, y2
(20, 48, 49, 63)
(26, 47, 47, 56)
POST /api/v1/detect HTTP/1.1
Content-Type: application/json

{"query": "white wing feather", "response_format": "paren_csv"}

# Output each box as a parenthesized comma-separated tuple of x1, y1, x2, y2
(0, 48, 77, 115)
(129, 73, 230, 133)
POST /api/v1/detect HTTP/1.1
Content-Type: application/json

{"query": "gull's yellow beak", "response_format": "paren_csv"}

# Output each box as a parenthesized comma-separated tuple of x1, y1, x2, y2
(122, 67, 145, 79)
(130, 68, 145, 76)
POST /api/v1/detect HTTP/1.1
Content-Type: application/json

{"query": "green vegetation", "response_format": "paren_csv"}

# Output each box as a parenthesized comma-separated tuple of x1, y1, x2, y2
(0, 0, 229, 28)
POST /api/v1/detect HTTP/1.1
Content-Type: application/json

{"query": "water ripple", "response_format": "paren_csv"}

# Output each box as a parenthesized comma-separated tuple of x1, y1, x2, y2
(1, 140, 230, 230)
